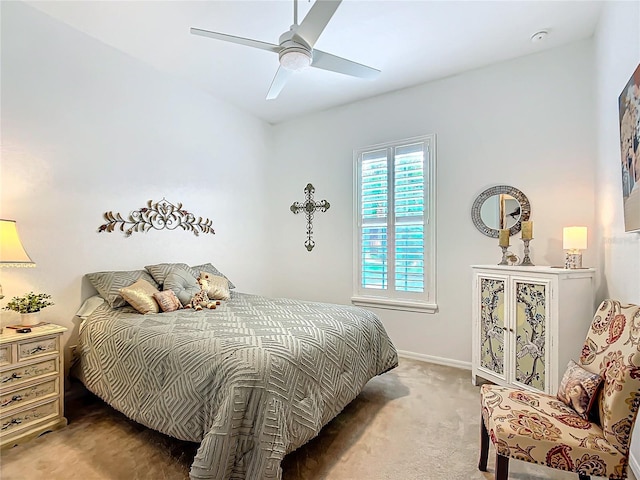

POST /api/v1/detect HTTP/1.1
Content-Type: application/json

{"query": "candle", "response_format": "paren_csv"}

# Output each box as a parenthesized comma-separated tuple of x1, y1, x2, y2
(499, 229, 510, 247)
(521, 220, 533, 240)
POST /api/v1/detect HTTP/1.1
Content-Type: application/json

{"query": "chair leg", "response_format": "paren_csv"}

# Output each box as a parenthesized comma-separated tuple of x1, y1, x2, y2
(495, 454, 509, 480)
(578, 475, 591, 480)
(479, 418, 489, 472)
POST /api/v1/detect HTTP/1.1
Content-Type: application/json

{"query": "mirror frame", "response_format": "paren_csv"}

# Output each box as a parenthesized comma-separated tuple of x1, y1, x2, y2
(471, 185, 531, 238)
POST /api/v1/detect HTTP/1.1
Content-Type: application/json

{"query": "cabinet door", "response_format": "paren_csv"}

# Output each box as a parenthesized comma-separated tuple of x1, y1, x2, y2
(478, 276, 507, 380)
(512, 278, 550, 392)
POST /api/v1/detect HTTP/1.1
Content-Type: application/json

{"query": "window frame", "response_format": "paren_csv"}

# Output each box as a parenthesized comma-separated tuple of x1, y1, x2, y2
(351, 134, 437, 313)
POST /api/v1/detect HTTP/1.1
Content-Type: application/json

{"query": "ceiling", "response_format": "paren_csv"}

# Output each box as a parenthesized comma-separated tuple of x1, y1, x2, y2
(27, 1, 603, 125)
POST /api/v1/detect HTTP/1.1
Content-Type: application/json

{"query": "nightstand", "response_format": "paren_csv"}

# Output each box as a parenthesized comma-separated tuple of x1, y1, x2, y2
(0, 324, 67, 449)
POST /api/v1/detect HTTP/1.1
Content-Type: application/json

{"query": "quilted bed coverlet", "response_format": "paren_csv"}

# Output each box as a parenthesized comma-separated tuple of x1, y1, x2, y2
(76, 292, 398, 480)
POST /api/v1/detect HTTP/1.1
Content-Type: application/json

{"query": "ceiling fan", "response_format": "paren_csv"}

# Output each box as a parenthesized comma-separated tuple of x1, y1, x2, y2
(191, 0, 380, 100)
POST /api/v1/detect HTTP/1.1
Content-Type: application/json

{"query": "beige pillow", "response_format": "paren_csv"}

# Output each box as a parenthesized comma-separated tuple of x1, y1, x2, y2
(199, 273, 230, 301)
(153, 290, 183, 313)
(119, 279, 160, 314)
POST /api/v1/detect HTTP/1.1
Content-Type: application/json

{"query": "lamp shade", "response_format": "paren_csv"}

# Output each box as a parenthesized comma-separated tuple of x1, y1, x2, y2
(0, 219, 35, 267)
(563, 226, 588, 251)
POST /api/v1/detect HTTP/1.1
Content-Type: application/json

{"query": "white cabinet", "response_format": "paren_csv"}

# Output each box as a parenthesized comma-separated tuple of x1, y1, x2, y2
(472, 265, 595, 394)
(0, 324, 67, 449)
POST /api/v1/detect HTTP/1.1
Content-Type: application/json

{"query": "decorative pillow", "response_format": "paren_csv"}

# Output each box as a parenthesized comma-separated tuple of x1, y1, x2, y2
(194, 263, 235, 289)
(557, 360, 602, 420)
(119, 279, 160, 314)
(153, 290, 183, 313)
(75, 295, 105, 319)
(86, 270, 160, 308)
(199, 273, 231, 301)
(164, 267, 201, 306)
(145, 263, 191, 287)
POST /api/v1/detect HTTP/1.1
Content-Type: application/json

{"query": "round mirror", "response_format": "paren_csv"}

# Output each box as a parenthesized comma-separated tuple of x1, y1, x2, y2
(471, 185, 531, 238)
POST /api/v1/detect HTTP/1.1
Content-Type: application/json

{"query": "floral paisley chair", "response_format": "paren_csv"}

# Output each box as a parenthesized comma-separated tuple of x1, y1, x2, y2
(479, 300, 640, 479)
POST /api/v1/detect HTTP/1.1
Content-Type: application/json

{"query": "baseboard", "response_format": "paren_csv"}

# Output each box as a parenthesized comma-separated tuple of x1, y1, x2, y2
(397, 350, 472, 371)
(630, 450, 639, 479)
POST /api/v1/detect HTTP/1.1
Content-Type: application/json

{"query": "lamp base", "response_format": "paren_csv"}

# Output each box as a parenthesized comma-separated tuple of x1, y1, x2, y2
(565, 252, 583, 269)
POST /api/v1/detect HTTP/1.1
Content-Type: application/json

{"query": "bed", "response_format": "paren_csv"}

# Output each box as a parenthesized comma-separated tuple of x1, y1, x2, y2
(75, 265, 398, 480)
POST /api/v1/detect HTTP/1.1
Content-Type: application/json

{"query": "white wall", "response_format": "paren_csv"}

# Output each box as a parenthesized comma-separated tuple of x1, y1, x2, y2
(0, 2, 273, 355)
(593, 0, 640, 473)
(269, 40, 596, 365)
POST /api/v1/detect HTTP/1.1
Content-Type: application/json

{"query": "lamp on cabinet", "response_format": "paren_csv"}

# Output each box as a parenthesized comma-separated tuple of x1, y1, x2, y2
(563, 226, 587, 269)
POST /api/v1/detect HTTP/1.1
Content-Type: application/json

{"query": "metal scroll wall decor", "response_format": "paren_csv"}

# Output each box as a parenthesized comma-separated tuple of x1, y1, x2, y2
(290, 183, 330, 251)
(98, 198, 215, 237)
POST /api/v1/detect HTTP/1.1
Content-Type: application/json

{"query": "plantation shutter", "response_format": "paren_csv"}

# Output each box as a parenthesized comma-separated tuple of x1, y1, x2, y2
(361, 149, 388, 289)
(394, 143, 425, 292)
(359, 142, 425, 293)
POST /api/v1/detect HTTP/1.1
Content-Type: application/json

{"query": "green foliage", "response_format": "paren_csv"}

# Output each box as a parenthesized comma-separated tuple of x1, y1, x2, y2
(3, 292, 54, 314)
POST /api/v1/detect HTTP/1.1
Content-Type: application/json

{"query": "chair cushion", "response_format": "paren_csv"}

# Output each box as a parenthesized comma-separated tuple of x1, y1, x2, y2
(481, 384, 626, 478)
(578, 300, 640, 457)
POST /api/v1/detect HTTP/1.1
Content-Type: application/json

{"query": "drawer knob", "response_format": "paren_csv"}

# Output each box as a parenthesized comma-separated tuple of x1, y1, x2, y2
(2, 373, 22, 384)
(1, 418, 22, 431)
(1, 395, 22, 408)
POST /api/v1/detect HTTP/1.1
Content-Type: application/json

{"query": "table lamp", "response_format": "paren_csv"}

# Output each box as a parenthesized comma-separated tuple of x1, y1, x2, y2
(0, 219, 35, 299)
(563, 226, 587, 269)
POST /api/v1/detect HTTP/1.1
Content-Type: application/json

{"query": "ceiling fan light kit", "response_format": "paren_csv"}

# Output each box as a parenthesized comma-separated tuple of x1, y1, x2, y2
(191, 0, 380, 99)
(278, 35, 313, 71)
(280, 50, 312, 71)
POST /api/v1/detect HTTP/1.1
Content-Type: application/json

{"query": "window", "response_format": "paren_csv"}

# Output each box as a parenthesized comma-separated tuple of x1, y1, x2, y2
(352, 135, 436, 313)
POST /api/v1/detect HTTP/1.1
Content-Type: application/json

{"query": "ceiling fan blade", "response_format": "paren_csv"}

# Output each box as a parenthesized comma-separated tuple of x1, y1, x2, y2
(190, 27, 280, 53)
(266, 67, 293, 100)
(311, 50, 380, 79)
(294, 0, 342, 48)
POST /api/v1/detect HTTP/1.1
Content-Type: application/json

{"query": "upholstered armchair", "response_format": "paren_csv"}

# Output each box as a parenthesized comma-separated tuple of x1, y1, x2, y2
(479, 300, 640, 479)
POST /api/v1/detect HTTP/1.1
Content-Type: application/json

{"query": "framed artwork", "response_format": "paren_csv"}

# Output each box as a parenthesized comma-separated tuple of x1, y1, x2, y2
(618, 64, 640, 232)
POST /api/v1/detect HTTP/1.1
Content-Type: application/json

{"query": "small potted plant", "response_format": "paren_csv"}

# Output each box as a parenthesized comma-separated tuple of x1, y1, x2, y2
(3, 292, 54, 326)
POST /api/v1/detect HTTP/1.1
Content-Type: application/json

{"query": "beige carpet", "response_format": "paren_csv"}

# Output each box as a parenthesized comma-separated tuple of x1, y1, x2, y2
(1, 358, 636, 480)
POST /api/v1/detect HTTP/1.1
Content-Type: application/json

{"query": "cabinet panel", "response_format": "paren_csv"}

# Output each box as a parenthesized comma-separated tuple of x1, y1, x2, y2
(479, 277, 506, 377)
(514, 280, 547, 392)
(18, 337, 58, 361)
(0, 346, 11, 367)
(0, 399, 59, 435)
(0, 359, 57, 389)
(0, 379, 58, 413)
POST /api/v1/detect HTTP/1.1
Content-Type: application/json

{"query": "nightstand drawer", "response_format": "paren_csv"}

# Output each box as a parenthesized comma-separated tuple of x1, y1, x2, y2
(0, 399, 59, 436)
(18, 336, 58, 362)
(0, 345, 11, 367)
(0, 379, 58, 413)
(0, 358, 57, 388)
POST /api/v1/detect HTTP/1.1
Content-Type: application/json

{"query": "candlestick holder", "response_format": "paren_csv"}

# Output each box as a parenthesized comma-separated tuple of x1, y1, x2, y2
(520, 238, 535, 266)
(498, 246, 509, 265)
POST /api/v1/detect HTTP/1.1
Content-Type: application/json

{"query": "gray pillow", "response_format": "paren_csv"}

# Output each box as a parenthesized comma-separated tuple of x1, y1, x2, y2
(192, 263, 235, 289)
(146, 262, 236, 290)
(164, 267, 200, 305)
(86, 270, 160, 308)
(145, 263, 191, 287)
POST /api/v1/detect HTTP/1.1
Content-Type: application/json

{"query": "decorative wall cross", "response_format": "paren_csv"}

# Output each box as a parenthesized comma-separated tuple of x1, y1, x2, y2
(290, 183, 330, 251)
